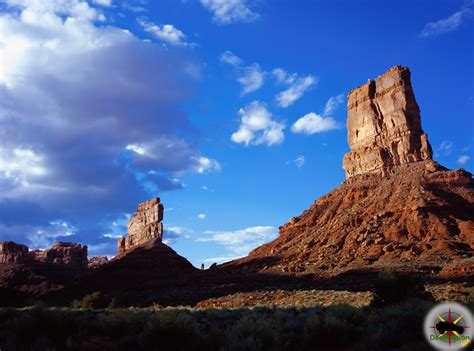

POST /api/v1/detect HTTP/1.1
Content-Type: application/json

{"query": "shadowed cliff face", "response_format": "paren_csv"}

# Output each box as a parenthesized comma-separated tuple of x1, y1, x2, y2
(224, 66, 473, 278)
(343, 66, 432, 178)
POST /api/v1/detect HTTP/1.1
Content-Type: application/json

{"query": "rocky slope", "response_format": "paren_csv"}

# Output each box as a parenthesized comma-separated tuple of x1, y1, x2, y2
(223, 66, 473, 279)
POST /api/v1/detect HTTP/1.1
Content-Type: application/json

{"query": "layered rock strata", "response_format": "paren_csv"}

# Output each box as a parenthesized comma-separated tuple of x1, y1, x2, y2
(118, 197, 164, 256)
(342, 65, 432, 178)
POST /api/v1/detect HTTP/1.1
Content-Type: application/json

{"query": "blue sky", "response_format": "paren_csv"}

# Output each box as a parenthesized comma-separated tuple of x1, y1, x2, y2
(0, 0, 473, 267)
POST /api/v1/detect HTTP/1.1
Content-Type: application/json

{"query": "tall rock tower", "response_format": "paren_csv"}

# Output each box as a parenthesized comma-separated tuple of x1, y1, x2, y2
(117, 197, 164, 256)
(343, 65, 432, 178)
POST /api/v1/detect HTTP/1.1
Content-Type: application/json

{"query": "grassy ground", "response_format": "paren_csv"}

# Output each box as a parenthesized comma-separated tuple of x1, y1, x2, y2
(0, 299, 456, 351)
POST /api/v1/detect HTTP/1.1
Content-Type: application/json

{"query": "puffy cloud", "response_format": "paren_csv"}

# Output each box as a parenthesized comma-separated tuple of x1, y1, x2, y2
(139, 18, 191, 46)
(291, 113, 338, 135)
(457, 155, 470, 165)
(197, 225, 278, 257)
(200, 0, 259, 25)
(231, 101, 285, 146)
(198, 213, 206, 220)
(276, 75, 316, 108)
(0, 0, 217, 250)
(192, 156, 222, 174)
(92, 0, 112, 6)
(420, 7, 473, 37)
(291, 94, 344, 135)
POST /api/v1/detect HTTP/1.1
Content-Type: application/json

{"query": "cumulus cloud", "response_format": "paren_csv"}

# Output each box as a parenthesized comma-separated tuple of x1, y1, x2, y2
(200, 0, 259, 25)
(197, 225, 278, 257)
(192, 156, 222, 174)
(92, 0, 113, 6)
(420, 7, 473, 37)
(139, 18, 191, 46)
(0, 0, 217, 250)
(198, 213, 206, 220)
(231, 101, 285, 146)
(275, 72, 316, 108)
(291, 94, 344, 135)
(457, 155, 471, 165)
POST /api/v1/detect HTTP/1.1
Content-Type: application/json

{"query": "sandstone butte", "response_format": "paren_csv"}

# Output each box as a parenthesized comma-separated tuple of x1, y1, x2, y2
(117, 197, 164, 256)
(224, 65, 473, 278)
(0, 65, 472, 307)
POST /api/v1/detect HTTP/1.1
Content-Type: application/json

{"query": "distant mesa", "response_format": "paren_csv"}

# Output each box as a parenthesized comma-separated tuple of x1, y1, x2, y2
(0, 241, 87, 273)
(117, 197, 164, 256)
(343, 65, 432, 178)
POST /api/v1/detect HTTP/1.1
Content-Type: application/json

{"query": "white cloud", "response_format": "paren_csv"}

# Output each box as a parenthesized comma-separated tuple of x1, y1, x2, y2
(203, 255, 241, 264)
(139, 18, 190, 46)
(220, 51, 264, 95)
(0, 0, 221, 252)
(323, 93, 345, 116)
(200, 0, 259, 25)
(198, 213, 206, 220)
(237, 63, 264, 95)
(291, 112, 338, 135)
(276, 75, 316, 108)
(272, 68, 296, 84)
(197, 225, 278, 256)
(92, 0, 112, 6)
(420, 7, 473, 37)
(231, 101, 285, 146)
(192, 156, 221, 173)
(220, 50, 242, 66)
(457, 155, 471, 165)
(201, 185, 209, 191)
(290, 155, 305, 168)
(435, 140, 454, 157)
(291, 94, 344, 135)
(125, 144, 146, 155)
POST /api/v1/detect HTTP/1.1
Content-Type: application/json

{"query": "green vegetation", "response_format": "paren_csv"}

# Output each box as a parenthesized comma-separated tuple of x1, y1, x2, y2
(0, 299, 455, 350)
(80, 292, 109, 310)
(373, 268, 433, 305)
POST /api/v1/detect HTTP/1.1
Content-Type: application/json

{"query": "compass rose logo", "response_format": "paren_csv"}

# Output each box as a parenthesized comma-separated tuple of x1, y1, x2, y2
(424, 302, 472, 350)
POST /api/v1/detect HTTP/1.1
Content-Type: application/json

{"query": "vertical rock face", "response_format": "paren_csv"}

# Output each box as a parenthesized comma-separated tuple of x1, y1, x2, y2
(0, 242, 28, 264)
(33, 242, 88, 271)
(0, 241, 88, 272)
(117, 197, 164, 256)
(342, 65, 432, 178)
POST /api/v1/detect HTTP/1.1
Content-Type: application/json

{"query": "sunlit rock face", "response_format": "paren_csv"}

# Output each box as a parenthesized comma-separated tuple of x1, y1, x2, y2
(343, 65, 432, 178)
(0, 242, 28, 264)
(117, 197, 164, 256)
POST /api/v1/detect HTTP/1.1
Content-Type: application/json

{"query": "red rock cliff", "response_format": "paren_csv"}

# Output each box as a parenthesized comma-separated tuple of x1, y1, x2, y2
(343, 65, 432, 178)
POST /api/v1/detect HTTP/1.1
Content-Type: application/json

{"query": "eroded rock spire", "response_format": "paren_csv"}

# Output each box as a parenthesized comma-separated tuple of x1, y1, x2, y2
(343, 65, 432, 178)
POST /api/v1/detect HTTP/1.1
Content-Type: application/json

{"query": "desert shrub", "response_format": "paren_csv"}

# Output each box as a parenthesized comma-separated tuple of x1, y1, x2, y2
(373, 268, 431, 305)
(81, 292, 108, 309)
(108, 297, 120, 309)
